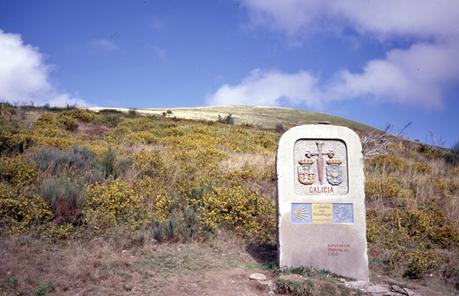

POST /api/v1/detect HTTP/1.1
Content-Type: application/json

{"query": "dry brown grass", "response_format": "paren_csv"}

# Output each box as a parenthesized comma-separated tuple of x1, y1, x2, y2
(118, 143, 166, 154)
(0, 233, 270, 296)
(365, 156, 459, 224)
(220, 152, 274, 173)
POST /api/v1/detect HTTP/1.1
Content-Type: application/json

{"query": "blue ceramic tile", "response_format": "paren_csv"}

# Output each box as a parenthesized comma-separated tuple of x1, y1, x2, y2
(291, 203, 312, 224)
(332, 203, 354, 224)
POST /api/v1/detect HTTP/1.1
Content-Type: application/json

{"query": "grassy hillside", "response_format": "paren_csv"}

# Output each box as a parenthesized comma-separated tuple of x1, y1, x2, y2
(0, 104, 458, 295)
(89, 105, 377, 134)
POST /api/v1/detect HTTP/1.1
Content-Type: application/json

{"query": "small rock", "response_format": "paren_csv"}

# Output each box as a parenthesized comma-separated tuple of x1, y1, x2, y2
(403, 288, 416, 296)
(345, 281, 392, 295)
(391, 285, 408, 295)
(249, 273, 266, 281)
(344, 280, 370, 291)
(366, 284, 390, 294)
(278, 274, 305, 282)
(257, 280, 272, 287)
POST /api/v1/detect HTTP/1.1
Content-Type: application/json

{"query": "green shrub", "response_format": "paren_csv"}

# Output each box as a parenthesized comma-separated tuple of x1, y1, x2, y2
(0, 123, 33, 155)
(411, 162, 432, 174)
(36, 113, 56, 127)
(154, 126, 183, 138)
(133, 150, 166, 177)
(57, 114, 79, 131)
(35, 283, 49, 296)
(368, 206, 459, 280)
(98, 109, 123, 114)
(365, 176, 403, 200)
(0, 102, 15, 121)
(0, 188, 52, 234)
(403, 245, 439, 279)
(84, 180, 153, 231)
(369, 154, 408, 173)
(380, 208, 459, 248)
(128, 109, 138, 117)
(122, 130, 159, 145)
(0, 157, 37, 185)
(96, 111, 122, 127)
(442, 263, 459, 291)
(275, 123, 286, 133)
(275, 279, 314, 296)
(217, 114, 234, 125)
(62, 108, 95, 122)
(199, 186, 275, 242)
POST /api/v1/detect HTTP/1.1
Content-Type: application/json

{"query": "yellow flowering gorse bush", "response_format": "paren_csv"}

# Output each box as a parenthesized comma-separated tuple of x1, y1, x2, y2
(84, 180, 153, 231)
(199, 186, 275, 242)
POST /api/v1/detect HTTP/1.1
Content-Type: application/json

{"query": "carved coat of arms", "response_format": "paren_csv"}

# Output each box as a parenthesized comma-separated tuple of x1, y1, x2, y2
(297, 151, 315, 185)
(325, 150, 343, 186)
(297, 142, 344, 186)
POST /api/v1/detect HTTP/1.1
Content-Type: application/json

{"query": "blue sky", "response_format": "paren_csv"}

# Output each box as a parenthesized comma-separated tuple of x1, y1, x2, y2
(0, 0, 458, 147)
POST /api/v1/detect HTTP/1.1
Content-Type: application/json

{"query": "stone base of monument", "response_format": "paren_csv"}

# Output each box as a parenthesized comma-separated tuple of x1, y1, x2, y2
(277, 124, 369, 281)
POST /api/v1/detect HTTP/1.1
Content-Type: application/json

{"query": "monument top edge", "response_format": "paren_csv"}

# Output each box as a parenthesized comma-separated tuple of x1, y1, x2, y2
(281, 124, 359, 139)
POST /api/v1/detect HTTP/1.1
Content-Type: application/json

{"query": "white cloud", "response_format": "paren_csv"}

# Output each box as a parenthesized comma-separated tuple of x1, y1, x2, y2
(89, 38, 118, 51)
(233, 0, 459, 108)
(325, 40, 459, 108)
(209, 41, 459, 108)
(240, 0, 459, 38)
(207, 69, 321, 106)
(240, 0, 326, 35)
(0, 30, 85, 107)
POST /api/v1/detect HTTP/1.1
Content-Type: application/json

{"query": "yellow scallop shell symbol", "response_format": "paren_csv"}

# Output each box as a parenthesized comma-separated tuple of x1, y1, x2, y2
(293, 206, 309, 220)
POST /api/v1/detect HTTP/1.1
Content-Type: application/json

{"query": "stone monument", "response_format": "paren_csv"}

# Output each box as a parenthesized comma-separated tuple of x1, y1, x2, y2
(277, 124, 369, 281)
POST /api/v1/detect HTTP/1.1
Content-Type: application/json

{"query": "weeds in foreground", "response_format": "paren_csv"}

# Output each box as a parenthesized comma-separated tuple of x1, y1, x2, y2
(274, 266, 359, 295)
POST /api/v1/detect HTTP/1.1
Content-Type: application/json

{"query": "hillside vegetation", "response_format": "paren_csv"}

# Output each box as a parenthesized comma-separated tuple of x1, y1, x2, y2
(89, 105, 376, 133)
(0, 104, 458, 295)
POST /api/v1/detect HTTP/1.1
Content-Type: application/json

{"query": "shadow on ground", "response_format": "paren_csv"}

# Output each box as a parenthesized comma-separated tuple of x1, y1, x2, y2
(246, 242, 277, 266)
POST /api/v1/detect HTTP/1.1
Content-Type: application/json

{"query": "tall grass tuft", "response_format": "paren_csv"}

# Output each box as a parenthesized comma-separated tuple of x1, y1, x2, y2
(40, 178, 84, 224)
(101, 146, 116, 179)
(32, 146, 97, 176)
(152, 207, 203, 242)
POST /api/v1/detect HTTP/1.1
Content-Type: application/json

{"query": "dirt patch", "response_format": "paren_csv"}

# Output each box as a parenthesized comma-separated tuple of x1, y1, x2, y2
(0, 236, 455, 295)
(77, 122, 110, 135)
(0, 236, 272, 296)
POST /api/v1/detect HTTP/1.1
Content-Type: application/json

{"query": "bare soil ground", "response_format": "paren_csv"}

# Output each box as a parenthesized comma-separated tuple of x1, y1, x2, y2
(0, 235, 453, 296)
(0, 235, 274, 296)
